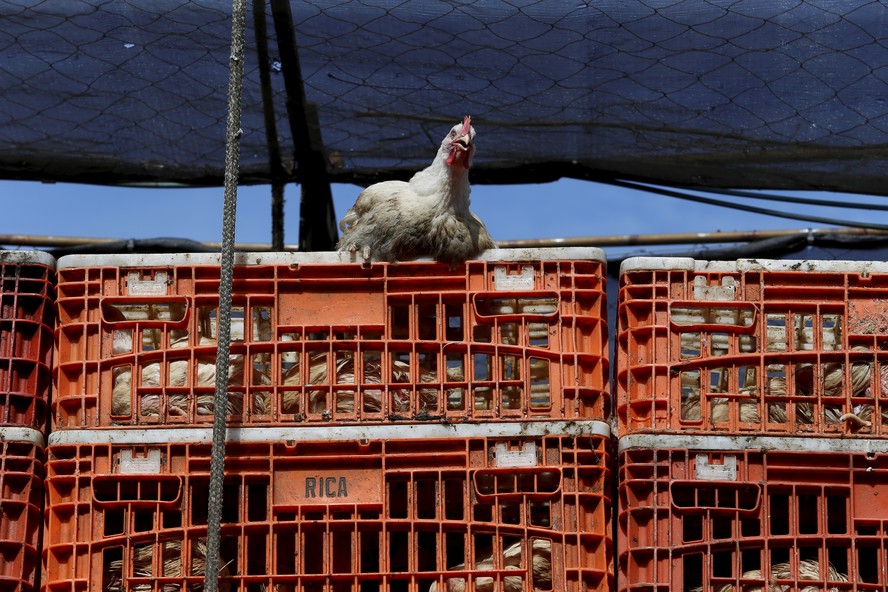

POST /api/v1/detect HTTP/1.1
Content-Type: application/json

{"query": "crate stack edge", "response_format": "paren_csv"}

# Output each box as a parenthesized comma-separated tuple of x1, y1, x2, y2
(617, 256, 888, 438)
(0, 425, 45, 592)
(616, 256, 888, 592)
(618, 433, 888, 592)
(0, 251, 55, 592)
(47, 248, 615, 592)
(1, 250, 56, 435)
(43, 421, 613, 592)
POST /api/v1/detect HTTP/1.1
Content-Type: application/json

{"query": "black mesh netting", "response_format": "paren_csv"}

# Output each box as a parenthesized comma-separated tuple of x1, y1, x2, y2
(2, 0, 888, 192)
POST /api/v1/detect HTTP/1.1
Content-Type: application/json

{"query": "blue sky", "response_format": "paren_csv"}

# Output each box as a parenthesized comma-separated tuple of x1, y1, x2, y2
(2, 178, 886, 257)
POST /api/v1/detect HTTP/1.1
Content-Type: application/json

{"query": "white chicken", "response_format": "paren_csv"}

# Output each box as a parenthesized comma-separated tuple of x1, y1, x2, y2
(428, 539, 552, 592)
(337, 116, 496, 263)
(103, 538, 231, 592)
(681, 349, 888, 431)
(681, 377, 788, 424)
(282, 353, 455, 416)
(111, 332, 255, 420)
(688, 558, 848, 592)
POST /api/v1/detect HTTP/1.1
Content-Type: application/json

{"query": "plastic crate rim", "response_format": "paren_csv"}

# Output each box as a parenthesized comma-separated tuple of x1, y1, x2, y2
(620, 256, 888, 275)
(0, 427, 45, 448)
(0, 250, 56, 269)
(618, 433, 888, 455)
(56, 247, 607, 270)
(48, 420, 611, 446)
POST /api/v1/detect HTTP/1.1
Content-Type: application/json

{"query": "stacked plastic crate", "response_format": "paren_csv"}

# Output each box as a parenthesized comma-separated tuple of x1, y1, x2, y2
(0, 251, 56, 592)
(44, 249, 614, 592)
(616, 257, 888, 591)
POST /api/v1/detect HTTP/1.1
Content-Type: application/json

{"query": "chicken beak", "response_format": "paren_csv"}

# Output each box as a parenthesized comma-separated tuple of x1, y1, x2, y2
(450, 134, 473, 169)
(453, 133, 472, 150)
(457, 115, 472, 147)
(446, 115, 474, 169)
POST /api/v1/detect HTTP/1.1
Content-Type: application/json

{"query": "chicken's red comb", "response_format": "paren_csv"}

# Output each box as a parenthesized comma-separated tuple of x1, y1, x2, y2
(460, 115, 472, 135)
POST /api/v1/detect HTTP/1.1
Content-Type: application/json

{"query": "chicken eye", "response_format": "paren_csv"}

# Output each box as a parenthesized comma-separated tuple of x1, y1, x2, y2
(450, 130, 457, 138)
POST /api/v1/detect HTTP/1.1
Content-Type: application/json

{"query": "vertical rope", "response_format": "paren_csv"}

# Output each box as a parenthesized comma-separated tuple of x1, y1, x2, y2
(204, 0, 247, 589)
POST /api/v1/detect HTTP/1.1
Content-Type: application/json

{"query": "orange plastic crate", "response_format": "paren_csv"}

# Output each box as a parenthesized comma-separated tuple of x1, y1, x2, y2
(0, 427, 45, 592)
(618, 257, 888, 438)
(0, 251, 55, 433)
(618, 434, 888, 592)
(52, 250, 608, 429)
(43, 421, 613, 592)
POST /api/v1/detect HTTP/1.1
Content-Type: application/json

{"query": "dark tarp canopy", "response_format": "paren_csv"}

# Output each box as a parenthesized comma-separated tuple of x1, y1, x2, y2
(2, 0, 888, 193)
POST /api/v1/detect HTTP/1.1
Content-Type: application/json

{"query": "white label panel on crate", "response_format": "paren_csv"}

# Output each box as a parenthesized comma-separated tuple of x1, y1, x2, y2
(495, 442, 538, 467)
(117, 449, 162, 474)
(126, 271, 170, 296)
(694, 453, 737, 481)
(494, 266, 535, 291)
(273, 468, 383, 507)
(692, 275, 736, 301)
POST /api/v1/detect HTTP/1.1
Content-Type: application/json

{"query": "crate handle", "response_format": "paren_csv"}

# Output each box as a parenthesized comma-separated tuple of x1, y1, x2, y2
(101, 297, 189, 325)
(473, 467, 562, 500)
(91, 474, 183, 507)
(669, 302, 757, 331)
(473, 293, 559, 319)
(669, 481, 761, 514)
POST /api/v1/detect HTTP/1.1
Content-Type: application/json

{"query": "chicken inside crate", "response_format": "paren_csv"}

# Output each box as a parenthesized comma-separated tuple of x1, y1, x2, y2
(617, 257, 888, 437)
(52, 251, 608, 428)
(617, 434, 888, 592)
(42, 423, 613, 592)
